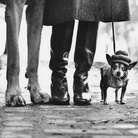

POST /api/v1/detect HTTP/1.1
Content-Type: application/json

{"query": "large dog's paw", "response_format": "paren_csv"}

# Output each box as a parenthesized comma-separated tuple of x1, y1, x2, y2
(6, 94, 26, 107)
(27, 85, 51, 104)
(31, 92, 51, 104)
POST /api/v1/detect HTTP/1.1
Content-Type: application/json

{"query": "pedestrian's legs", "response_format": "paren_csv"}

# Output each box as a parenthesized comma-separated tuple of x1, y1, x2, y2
(73, 21, 99, 105)
(49, 21, 74, 105)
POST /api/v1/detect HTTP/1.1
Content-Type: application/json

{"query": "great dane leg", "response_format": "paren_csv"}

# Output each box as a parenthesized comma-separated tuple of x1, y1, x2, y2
(26, 0, 51, 104)
(5, 0, 26, 106)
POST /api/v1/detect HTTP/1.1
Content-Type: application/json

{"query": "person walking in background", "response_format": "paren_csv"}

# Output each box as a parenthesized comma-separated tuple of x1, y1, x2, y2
(43, 0, 130, 105)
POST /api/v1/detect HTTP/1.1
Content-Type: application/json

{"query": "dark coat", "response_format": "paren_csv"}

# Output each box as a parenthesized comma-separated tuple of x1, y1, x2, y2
(43, 0, 130, 25)
(0, 0, 29, 5)
(0, 0, 5, 4)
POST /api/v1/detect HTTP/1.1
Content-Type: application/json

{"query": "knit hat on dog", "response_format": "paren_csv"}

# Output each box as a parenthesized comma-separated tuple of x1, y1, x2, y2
(111, 50, 132, 66)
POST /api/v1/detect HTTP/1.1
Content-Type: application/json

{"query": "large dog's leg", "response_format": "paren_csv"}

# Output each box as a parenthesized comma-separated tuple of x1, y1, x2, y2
(25, 0, 51, 104)
(5, 0, 26, 106)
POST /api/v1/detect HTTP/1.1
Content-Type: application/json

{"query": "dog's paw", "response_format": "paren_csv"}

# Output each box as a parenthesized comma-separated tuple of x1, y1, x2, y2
(27, 80, 51, 104)
(27, 84, 51, 104)
(115, 100, 120, 104)
(100, 100, 103, 103)
(120, 100, 126, 104)
(30, 92, 51, 104)
(103, 102, 108, 105)
(6, 95, 26, 107)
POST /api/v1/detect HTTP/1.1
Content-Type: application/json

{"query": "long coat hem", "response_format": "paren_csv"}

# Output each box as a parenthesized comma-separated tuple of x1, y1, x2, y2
(43, 0, 130, 26)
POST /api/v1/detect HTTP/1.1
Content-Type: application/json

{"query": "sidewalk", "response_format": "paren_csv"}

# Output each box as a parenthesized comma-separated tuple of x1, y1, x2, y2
(0, 61, 138, 138)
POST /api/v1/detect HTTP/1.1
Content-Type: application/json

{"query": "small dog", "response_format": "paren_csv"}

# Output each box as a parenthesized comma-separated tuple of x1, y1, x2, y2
(100, 50, 137, 105)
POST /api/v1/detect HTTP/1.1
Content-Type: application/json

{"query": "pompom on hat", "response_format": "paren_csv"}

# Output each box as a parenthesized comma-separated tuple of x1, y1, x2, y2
(111, 50, 132, 66)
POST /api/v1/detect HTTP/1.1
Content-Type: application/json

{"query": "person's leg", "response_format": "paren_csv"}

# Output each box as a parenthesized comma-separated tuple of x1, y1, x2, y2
(74, 21, 99, 105)
(5, 0, 26, 106)
(50, 21, 74, 105)
(25, 0, 51, 104)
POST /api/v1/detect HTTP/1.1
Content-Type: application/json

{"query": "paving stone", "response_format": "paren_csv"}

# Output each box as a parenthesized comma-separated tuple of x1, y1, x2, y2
(4, 107, 33, 113)
(92, 136, 138, 138)
(129, 129, 138, 135)
(46, 119, 76, 124)
(113, 124, 136, 129)
(3, 122, 33, 127)
(5, 117, 23, 121)
(1, 126, 33, 131)
(44, 129, 122, 135)
(1, 132, 32, 138)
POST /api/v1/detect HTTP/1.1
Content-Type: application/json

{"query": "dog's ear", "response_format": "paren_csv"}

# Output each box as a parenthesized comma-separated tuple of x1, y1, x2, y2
(127, 61, 137, 70)
(106, 54, 113, 65)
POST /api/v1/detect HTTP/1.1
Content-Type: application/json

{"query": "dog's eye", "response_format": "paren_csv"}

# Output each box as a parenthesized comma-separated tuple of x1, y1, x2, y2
(122, 67, 126, 71)
(113, 65, 117, 70)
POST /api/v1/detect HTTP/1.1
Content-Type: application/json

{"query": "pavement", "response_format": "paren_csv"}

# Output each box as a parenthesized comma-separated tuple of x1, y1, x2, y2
(0, 59, 138, 138)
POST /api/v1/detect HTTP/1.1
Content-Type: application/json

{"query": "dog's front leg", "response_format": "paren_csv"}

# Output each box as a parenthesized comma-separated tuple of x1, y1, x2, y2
(120, 81, 128, 104)
(115, 89, 119, 103)
(100, 76, 108, 105)
(25, 0, 51, 104)
(101, 81, 108, 105)
(100, 79, 104, 102)
(120, 83, 128, 104)
(103, 87, 108, 105)
(5, 0, 27, 106)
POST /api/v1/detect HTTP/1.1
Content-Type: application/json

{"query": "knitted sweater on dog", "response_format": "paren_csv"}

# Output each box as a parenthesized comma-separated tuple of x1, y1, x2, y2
(101, 64, 128, 89)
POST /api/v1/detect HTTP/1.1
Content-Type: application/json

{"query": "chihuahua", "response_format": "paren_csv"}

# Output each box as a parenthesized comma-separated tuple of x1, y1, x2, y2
(100, 50, 137, 105)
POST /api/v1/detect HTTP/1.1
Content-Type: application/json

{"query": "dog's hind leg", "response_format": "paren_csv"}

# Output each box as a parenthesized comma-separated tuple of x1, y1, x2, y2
(5, 0, 26, 106)
(100, 68, 108, 104)
(100, 79, 108, 105)
(100, 68, 104, 102)
(103, 87, 108, 105)
(25, 0, 51, 104)
(100, 79, 104, 102)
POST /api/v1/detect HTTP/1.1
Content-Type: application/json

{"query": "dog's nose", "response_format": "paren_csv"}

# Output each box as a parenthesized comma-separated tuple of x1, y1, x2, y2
(117, 72, 121, 76)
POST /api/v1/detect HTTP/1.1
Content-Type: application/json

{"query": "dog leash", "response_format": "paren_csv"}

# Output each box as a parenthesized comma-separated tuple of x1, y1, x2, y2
(111, 0, 116, 53)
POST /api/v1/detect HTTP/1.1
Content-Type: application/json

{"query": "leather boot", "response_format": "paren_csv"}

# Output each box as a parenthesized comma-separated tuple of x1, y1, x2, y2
(73, 21, 99, 105)
(49, 21, 74, 105)
(74, 72, 92, 105)
(51, 74, 69, 105)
